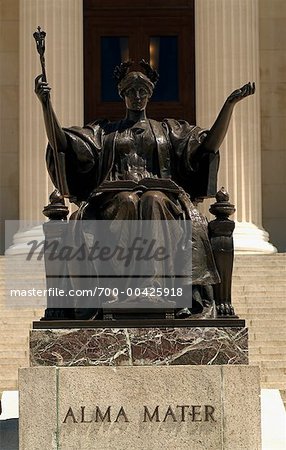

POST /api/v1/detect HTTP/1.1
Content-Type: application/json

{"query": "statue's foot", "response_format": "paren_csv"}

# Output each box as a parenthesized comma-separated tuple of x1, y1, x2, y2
(216, 302, 235, 316)
(41, 308, 74, 321)
(175, 307, 192, 319)
(74, 308, 102, 320)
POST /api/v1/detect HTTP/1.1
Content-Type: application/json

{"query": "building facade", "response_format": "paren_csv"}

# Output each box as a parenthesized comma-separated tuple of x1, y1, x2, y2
(0, 0, 285, 254)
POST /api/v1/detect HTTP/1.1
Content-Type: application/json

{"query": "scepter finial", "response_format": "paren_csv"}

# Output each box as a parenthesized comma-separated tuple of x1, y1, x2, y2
(33, 26, 46, 57)
(33, 26, 47, 81)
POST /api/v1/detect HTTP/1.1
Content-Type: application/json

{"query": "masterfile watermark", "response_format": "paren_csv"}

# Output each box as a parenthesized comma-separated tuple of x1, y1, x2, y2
(26, 236, 169, 266)
(4, 219, 193, 309)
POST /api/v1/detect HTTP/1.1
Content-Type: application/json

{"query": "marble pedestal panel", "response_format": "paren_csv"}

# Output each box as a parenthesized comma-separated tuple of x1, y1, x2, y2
(30, 326, 248, 367)
(19, 365, 261, 450)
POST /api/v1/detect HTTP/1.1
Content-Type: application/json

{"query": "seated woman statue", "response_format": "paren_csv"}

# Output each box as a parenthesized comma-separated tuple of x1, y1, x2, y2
(35, 60, 255, 320)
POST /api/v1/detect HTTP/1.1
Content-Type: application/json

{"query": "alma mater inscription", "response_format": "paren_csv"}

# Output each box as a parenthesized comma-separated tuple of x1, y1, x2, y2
(63, 404, 216, 424)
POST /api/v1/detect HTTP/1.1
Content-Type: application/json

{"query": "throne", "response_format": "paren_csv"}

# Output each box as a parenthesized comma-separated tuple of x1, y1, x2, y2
(41, 152, 236, 321)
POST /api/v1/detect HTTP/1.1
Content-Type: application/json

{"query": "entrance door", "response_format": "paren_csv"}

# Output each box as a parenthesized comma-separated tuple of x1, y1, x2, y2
(84, 0, 195, 123)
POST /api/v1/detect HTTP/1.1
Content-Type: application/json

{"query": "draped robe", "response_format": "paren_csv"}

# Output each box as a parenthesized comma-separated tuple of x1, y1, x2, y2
(46, 118, 220, 314)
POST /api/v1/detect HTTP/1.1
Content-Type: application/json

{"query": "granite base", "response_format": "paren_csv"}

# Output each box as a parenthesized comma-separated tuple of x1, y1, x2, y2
(19, 365, 261, 450)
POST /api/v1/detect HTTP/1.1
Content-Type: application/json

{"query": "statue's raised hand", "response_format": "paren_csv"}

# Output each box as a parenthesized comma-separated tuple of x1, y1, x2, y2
(227, 82, 255, 104)
(35, 74, 51, 105)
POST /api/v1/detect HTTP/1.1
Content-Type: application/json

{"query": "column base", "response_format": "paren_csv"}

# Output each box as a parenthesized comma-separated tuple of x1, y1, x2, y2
(234, 221, 277, 254)
(5, 225, 44, 255)
(6, 221, 277, 256)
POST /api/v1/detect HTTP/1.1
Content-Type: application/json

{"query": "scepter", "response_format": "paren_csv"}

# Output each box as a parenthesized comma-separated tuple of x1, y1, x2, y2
(33, 26, 48, 82)
(33, 26, 69, 198)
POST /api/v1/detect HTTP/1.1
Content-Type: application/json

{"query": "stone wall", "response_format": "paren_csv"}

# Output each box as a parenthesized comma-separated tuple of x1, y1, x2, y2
(0, 0, 19, 253)
(260, 0, 286, 251)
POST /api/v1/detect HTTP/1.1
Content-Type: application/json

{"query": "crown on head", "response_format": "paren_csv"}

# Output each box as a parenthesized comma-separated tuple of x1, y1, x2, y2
(113, 59, 159, 85)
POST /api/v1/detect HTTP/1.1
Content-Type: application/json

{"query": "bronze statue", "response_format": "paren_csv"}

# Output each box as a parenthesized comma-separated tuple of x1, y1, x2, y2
(35, 49, 254, 321)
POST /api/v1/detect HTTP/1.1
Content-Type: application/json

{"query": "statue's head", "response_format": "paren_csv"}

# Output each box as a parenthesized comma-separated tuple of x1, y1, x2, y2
(118, 72, 154, 111)
(114, 60, 159, 111)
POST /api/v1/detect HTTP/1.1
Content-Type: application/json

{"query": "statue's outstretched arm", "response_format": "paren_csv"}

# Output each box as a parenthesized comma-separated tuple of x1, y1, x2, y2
(35, 74, 68, 153)
(202, 82, 255, 153)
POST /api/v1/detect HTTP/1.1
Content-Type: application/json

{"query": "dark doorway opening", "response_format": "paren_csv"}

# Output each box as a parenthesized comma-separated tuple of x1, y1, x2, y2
(84, 0, 195, 123)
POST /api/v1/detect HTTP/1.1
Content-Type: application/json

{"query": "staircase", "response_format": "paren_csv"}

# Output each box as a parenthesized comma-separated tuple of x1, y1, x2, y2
(0, 256, 43, 393)
(232, 253, 286, 393)
(0, 254, 285, 395)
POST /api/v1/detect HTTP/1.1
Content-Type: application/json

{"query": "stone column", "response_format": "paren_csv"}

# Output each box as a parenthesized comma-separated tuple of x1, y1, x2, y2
(7, 0, 83, 254)
(195, 0, 276, 253)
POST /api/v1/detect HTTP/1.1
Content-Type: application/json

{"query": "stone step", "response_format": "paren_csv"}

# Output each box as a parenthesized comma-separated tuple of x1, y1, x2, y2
(249, 347, 286, 354)
(237, 307, 286, 312)
(0, 300, 46, 308)
(0, 342, 28, 350)
(233, 292, 286, 295)
(257, 360, 286, 369)
(248, 336, 286, 343)
(233, 282, 286, 287)
(249, 346, 286, 355)
(248, 341, 286, 349)
(238, 314, 286, 319)
(0, 335, 29, 343)
(233, 272, 286, 277)
(233, 263, 286, 268)
(249, 354, 286, 362)
(244, 307, 286, 313)
(0, 317, 35, 325)
(0, 350, 27, 359)
(0, 308, 43, 314)
(233, 268, 286, 273)
(234, 259, 286, 264)
(237, 310, 286, 316)
(233, 292, 285, 296)
(0, 372, 22, 382)
(250, 355, 286, 363)
(233, 281, 286, 286)
(258, 366, 286, 375)
(0, 369, 27, 382)
(235, 312, 286, 317)
(234, 299, 286, 303)
(0, 313, 42, 318)
(261, 381, 286, 390)
(233, 296, 286, 302)
(0, 380, 18, 391)
(233, 285, 286, 290)
(234, 254, 286, 260)
(0, 325, 31, 331)
(235, 307, 286, 314)
(0, 320, 36, 327)
(247, 319, 286, 326)
(249, 335, 286, 344)
(237, 314, 286, 320)
(233, 268, 286, 272)
(232, 287, 286, 293)
(0, 358, 27, 366)
(234, 255, 286, 260)
(261, 373, 286, 383)
(247, 330, 286, 336)
(1, 316, 35, 322)
(249, 343, 286, 350)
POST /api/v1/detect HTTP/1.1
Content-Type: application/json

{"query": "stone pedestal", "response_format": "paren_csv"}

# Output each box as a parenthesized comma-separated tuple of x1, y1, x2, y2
(19, 324, 261, 449)
(30, 326, 248, 367)
(19, 365, 261, 450)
